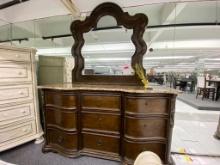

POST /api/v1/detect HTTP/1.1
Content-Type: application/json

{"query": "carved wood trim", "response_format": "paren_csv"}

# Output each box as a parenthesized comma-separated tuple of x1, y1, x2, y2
(71, 2, 148, 85)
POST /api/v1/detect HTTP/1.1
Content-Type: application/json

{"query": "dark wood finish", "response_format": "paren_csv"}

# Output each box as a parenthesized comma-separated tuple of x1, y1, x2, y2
(45, 91, 76, 109)
(41, 89, 176, 165)
(81, 112, 120, 134)
(82, 133, 120, 154)
(81, 93, 120, 111)
(207, 79, 220, 101)
(41, 2, 176, 165)
(46, 128, 78, 150)
(71, 2, 148, 85)
(124, 116, 168, 139)
(46, 109, 77, 130)
(123, 139, 167, 164)
(125, 96, 169, 115)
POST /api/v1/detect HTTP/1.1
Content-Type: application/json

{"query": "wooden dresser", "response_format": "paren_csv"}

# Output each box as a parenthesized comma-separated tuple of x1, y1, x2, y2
(39, 84, 177, 165)
(39, 2, 178, 164)
(0, 45, 43, 152)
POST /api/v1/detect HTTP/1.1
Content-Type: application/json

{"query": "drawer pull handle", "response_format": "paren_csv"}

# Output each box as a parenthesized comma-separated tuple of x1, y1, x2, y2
(98, 117, 103, 121)
(96, 139, 103, 146)
(145, 102, 148, 106)
(21, 110, 27, 114)
(19, 91, 24, 95)
(22, 128, 30, 133)
(143, 124, 147, 128)
(15, 55, 20, 58)
(18, 72, 23, 75)
(142, 147, 147, 151)
(57, 136, 64, 143)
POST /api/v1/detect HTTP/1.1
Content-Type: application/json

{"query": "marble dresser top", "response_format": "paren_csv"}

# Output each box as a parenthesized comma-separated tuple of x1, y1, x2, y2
(38, 83, 179, 95)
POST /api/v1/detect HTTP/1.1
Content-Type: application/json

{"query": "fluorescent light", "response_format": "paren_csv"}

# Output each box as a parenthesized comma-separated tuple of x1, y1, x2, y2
(37, 47, 71, 55)
(144, 56, 194, 60)
(85, 57, 130, 62)
(82, 43, 134, 52)
(205, 58, 220, 61)
(151, 40, 220, 49)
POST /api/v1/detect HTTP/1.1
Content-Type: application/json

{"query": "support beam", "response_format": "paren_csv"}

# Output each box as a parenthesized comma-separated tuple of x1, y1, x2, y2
(0, 0, 29, 10)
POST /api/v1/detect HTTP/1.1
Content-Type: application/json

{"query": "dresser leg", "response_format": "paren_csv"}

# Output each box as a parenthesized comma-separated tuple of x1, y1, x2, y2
(35, 136, 44, 144)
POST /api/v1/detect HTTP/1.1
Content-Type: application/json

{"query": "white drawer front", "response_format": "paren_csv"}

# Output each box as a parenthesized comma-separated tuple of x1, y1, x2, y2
(0, 62, 32, 83)
(0, 121, 36, 144)
(0, 103, 34, 125)
(0, 49, 31, 62)
(0, 85, 33, 105)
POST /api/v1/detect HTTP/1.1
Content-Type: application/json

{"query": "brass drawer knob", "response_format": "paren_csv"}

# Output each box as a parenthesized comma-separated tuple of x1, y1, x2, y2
(18, 72, 23, 75)
(145, 101, 148, 106)
(142, 147, 147, 151)
(96, 139, 103, 146)
(57, 136, 64, 143)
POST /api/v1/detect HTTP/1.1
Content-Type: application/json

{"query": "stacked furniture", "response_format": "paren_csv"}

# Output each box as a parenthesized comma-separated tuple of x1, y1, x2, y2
(0, 45, 43, 152)
(196, 76, 216, 100)
(38, 55, 74, 85)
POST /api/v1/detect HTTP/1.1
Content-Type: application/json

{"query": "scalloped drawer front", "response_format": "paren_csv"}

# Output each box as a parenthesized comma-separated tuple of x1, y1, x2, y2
(81, 93, 120, 111)
(82, 112, 120, 133)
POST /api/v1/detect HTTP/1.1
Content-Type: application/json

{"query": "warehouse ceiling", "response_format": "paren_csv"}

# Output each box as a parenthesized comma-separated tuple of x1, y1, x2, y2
(0, 0, 219, 72)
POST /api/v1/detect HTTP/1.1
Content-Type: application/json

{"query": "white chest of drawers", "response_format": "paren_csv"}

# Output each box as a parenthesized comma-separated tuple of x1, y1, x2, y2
(0, 45, 43, 152)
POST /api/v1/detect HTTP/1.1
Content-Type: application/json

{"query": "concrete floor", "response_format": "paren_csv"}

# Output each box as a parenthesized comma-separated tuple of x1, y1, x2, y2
(171, 100, 220, 165)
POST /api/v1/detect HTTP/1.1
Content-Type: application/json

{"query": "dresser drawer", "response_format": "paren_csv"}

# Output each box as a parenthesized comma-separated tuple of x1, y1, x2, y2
(124, 140, 166, 162)
(47, 128, 77, 151)
(46, 108, 77, 130)
(125, 96, 169, 114)
(0, 49, 31, 62)
(45, 91, 76, 109)
(0, 103, 34, 125)
(0, 85, 33, 105)
(81, 93, 120, 111)
(82, 112, 120, 133)
(125, 117, 167, 138)
(0, 62, 32, 83)
(0, 121, 36, 145)
(82, 133, 120, 154)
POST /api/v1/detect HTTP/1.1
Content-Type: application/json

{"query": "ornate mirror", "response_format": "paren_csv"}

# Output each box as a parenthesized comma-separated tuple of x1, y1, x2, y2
(71, 2, 148, 85)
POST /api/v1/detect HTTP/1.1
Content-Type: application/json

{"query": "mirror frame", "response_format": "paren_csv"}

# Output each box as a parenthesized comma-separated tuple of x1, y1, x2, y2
(71, 2, 148, 85)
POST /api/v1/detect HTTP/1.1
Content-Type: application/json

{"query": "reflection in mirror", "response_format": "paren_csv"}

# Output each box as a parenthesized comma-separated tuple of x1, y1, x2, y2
(82, 16, 135, 75)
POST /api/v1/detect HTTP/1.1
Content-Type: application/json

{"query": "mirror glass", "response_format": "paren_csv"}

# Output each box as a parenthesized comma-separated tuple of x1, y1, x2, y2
(82, 16, 135, 75)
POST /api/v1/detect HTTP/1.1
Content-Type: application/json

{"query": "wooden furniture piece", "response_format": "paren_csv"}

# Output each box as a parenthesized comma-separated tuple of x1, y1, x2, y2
(39, 2, 178, 165)
(37, 55, 74, 85)
(0, 45, 43, 152)
(206, 79, 220, 101)
(196, 76, 216, 100)
(39, 84, 177, 165)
